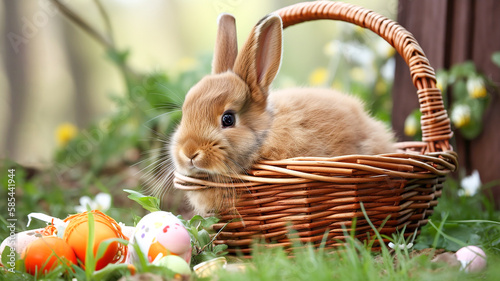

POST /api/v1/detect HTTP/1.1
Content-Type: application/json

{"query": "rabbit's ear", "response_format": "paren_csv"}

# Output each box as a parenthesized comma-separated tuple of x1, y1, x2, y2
(212, 13, 238, 74)
(233, 14, 282, 101)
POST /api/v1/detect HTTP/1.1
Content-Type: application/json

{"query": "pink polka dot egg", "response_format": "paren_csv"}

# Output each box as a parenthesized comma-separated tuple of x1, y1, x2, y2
(127, 211, 192, 264)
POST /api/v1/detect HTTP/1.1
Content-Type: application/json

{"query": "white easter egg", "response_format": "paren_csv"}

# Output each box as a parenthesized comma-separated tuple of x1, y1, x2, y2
(0, 228, 44, 262)
(455, 245, 487, 272)
(121, 225, 136, 240)
(127, 211, 191, 264)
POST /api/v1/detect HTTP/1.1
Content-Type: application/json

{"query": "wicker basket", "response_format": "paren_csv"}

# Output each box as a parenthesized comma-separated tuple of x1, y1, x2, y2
(174, 1, 458, 254)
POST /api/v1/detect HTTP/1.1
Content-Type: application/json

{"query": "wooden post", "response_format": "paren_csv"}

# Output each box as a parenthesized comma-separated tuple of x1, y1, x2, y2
(393, 0, 500, 207)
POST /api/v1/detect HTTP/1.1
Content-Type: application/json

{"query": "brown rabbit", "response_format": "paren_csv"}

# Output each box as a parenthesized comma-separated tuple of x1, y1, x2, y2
(170, 14, 395, 215)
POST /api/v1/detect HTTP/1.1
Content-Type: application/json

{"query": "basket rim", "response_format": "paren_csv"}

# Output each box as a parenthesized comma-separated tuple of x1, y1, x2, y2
(174, 148, 458, 190)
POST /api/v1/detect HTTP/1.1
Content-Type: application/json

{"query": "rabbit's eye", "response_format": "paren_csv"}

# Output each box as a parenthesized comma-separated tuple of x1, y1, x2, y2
(221, 111, 235, 128)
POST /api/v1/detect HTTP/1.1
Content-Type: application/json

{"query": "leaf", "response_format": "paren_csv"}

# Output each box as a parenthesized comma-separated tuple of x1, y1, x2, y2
(460, 121, 483, 140)
(1, 246, 14, 269)
(449, 61, 476, 78)
(93, 262, 131, 280)
(451, 80, 468, 101)
(492, 52, 500, 68)
(187, 226, 200, 244)
(95, 238, 129, 266)
(213, 244, 228, 254)
(188, 215, 205, 228)
(200, 216, 220, 229)
(197, 229, 211, 246)
(137, 197, 161, 212)
(85, 211, 97, 278)
(107, 48, 130, 65)
(123, 189, 160, 212)
(72, 264, 87, 281)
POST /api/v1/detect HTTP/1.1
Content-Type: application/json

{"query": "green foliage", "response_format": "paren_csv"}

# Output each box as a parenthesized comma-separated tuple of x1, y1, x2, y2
(415, 177, 500, 254)
(124, 189, 161, 213)
(0, 161, 75, 238)
(178, 215, 228, 267)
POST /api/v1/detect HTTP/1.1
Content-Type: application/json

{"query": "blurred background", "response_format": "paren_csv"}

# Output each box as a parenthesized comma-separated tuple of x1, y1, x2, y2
(1, 0, 396, 165)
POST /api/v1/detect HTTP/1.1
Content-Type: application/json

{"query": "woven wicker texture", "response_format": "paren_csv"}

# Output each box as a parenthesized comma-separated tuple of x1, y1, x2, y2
(174, 1, 458, 254)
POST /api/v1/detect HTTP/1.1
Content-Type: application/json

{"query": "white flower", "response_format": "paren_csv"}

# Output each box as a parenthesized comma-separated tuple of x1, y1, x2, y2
(75, 192, 112, 213)
(459, 170, 482, 197)
(451, 104, 471, 128)
(388, 242, 413, 250)
(466, 76, 487, 99)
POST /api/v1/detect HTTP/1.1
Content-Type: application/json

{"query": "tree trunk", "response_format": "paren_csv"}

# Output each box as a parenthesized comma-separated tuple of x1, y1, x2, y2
(3, 0, 30, 160)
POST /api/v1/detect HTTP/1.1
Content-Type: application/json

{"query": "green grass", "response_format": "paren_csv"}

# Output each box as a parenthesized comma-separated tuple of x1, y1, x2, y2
(0, 160, 500, 281)
(217, 243, 493, 281)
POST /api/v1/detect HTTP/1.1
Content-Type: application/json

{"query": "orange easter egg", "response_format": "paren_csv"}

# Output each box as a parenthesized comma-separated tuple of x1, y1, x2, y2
(63, 210, 126, 270)
(22, 236, 77, 275)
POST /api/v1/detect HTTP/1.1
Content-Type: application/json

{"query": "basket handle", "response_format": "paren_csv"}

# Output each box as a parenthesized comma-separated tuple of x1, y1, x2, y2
(275, 1, 453, 153)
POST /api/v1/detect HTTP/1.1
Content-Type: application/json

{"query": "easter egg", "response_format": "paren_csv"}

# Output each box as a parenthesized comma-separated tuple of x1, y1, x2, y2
(455, 245, 487, 272)
(154, 255, 191, 275)
(63, 210, 127, 270)
(0, 229, 42, 259)
(121, 225, 136, 240)
(128, 211, 192, 264)
(148, 240, 171, 262)
(21, 236, 77, 275)
(156, 221, 191, 257)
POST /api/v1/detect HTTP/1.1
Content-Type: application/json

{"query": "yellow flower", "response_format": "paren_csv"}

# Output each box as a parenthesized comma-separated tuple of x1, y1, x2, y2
(451, 104, 471, 128)
(467, 77, 487, 99)
(404, 114, 419, 137)
(56, 122, 78, 146)
(309, 67, 328, 86)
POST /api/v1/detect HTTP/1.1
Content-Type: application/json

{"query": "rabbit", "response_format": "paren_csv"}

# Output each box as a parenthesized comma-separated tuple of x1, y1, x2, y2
(169, 13, 395, 215)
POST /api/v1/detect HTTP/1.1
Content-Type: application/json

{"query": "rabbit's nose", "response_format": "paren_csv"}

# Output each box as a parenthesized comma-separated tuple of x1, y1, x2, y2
(189, 151, 200, 166)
